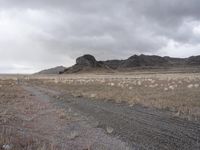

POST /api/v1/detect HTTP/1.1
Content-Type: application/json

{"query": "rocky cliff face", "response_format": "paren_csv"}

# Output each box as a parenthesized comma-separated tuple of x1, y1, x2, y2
(62, 54, 200, 73)
(62, 54, 109, 73)
(37, 54, 200, 74)
(187, 56, 200, 65)
(120, 55, 169, 68)
(76, 55, 99, 67)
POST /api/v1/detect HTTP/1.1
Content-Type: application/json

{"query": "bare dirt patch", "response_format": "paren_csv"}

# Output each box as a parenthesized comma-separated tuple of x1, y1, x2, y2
(1, 72, 200, 150)
(29, 83, 200, 150)
(28, 73, 200, 120)
(0, 79, 130, 150)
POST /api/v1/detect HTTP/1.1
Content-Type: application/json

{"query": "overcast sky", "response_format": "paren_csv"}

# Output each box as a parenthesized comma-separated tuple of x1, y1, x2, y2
(0, 0, 200, 73)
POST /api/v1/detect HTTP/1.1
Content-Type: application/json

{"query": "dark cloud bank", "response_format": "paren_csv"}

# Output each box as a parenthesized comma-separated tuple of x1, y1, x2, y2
(0, 0, 200, 73)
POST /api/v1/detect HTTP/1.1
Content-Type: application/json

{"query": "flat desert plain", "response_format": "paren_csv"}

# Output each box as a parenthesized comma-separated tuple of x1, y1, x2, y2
(0, 72, 200, 150)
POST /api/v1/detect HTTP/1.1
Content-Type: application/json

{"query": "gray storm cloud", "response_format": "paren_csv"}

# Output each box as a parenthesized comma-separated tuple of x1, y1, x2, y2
(0, 0, 200, 73)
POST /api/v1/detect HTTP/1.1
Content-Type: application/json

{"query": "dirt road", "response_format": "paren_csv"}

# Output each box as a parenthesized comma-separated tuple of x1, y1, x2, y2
(0, 80, 130, 150)
(21, 86, 131, 150)
(23, 85, 200, 150)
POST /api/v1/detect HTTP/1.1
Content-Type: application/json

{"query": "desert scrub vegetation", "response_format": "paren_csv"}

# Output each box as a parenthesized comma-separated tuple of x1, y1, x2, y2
(0, 79, 72, 150)
(0, 80, 43, 149)
(28, 73, 200, 120)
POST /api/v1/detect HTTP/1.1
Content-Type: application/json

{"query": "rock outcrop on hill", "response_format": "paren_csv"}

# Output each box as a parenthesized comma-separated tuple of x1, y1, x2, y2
(62, 54, 200, 73)
(187, 56, 200, 65)
(120, 55, 169, 68)
(62, 55, 110, 73)
(37, 54, 200, 74)
(76, 55, 100, 68)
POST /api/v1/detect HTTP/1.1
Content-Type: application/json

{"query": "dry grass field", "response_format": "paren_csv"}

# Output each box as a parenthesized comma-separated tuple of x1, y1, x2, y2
(29, 72, 200, 120)
(0, 76, 130, 150)
(1, 72, 200, 149)
(0, 79, 58, 149)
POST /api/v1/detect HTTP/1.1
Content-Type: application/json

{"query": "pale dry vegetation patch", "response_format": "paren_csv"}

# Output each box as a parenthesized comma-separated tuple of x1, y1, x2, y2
(28, 73, 200, 120)
(0, 79, 71, 150)
(0, 80, 44, 149)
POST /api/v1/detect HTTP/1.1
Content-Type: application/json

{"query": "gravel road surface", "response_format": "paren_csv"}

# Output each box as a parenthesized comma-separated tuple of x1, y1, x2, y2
(24, 85, 200, 150)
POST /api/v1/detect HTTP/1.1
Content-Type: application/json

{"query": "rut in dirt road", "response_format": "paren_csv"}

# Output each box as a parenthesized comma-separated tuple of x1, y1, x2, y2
(58, 97, 200, 150)
(22, 85, 132, 150)
(27, 85, 200, 150)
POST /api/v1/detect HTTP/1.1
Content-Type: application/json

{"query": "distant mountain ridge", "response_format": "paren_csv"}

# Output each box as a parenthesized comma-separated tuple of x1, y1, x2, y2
(37, 54, 200, 74)
(62, 54, 200, 73)
(37, 66, 66, 74)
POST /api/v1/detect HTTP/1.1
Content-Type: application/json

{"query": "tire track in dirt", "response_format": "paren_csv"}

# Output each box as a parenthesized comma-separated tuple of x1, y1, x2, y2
(23, 85, 133, 150)
(29, 85, 200, 150)
(67, 99, 200, 150)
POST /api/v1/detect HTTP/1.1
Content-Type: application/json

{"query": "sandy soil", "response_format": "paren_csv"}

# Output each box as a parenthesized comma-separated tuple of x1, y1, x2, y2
(31, 84, 200, 150)
(0, 80, 130, 150)
(28, 73, 200, 119)
(1, 73, 200, 150)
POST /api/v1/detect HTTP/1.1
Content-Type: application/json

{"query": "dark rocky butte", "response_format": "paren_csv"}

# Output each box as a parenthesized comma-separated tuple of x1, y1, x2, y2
(37, 54, 200, 74)
(61, 54, 200, 73)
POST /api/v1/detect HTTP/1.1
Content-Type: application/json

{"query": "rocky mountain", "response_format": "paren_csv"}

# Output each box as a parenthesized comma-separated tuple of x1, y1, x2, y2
(62, 54, 200, 73)
(62, 55, 111, 73)
(187, 56, 200, 65)
(37, 54, 200, 74)
(37, 66, 66, 74)
(120, 55, 170, 68)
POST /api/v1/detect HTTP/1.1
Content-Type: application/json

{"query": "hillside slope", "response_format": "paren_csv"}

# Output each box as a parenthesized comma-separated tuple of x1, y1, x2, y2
(37, 66, 66, 74)
(37, 54, 200, 74)
(62, 54, 200, 73)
